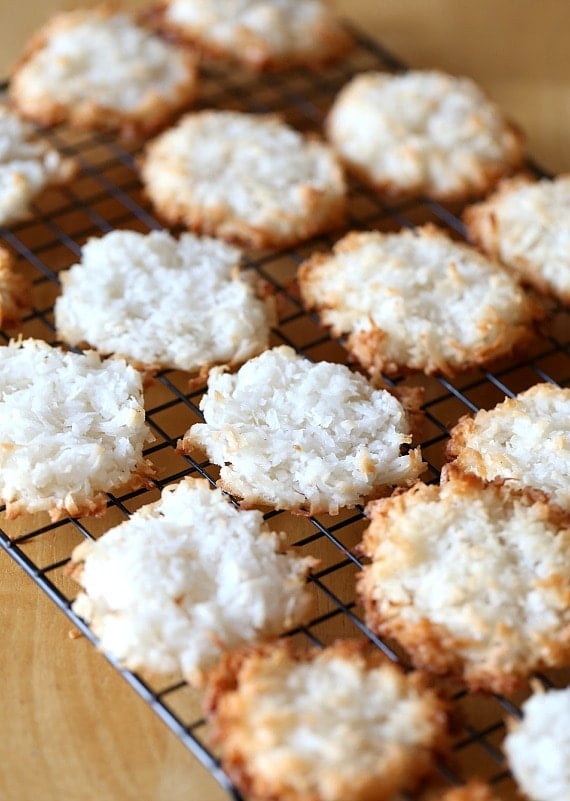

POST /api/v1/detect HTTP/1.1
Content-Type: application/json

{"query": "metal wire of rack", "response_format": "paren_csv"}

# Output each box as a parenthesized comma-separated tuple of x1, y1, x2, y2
(1, 26, 569, 801)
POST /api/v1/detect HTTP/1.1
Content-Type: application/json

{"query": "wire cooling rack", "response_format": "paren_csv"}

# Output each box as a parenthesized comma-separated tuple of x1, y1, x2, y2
(1, 26, 569, 801)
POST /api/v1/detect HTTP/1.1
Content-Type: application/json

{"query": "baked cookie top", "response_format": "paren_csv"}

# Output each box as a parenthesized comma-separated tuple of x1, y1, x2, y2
(447, 382, 570, 512)
(464, 175, 570, 305)
(140, 110, 346, 249)
(504, 686, 570, 801)
(326, 70, 524, 201)
(179, 345, 424, 515)
(204, 640, 449, 801)
(54, 229, 274, 375)
(70, 477, 315, 686)
(0, 338, 154, 520)
(10, 6, 198, 138)
(358, 470, 570, 693)
(0, 104, 75, 226)
(0, 245, 31, 327)
(150, 0, 352, 70)
(299, 225, 539, 378)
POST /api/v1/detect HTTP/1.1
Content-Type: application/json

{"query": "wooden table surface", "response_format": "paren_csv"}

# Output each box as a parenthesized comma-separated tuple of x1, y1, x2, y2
(1, 3, 569, 801)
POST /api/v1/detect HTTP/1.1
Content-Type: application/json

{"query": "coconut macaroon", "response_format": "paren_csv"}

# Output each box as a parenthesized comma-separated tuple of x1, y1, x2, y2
(357, 470, 570, 693)
(0, 104, 75, 226)
(140, 110, 346, 250)
(0, 245, 31, 327)
(503, 686, 570, 801)
(0, 338, 154, 520)
(298, 225, 539, 378)
(447, 383, 570, 512)
(149, 0, 352, 70)
(54, 229, 274, 376)
(179, 346, 424, 515)
(204, 640, 449, 801)
(326, 70, 524, 201)
(9, 6, 198, 138)
(464, 175, 570, 305)
(70, 477, 315, 685)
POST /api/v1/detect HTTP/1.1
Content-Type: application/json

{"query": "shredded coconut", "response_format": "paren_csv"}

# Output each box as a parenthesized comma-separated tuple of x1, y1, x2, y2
(181, 345, 423, 514)
(55, 229, 273, 373)
(0, 104, 75, 225)
(71, 477, 315, 684)
(504, 687, 570, 801)
(159, 0, 352, 69)
(0, 338, 153, 520)
(326, 70, 523, 200)
(358, 472, 570, 692)
(465, 175, 570, 304)
(299, 225, 538, 377)
(10, 7, 198, 136)
(141, 111, 346, 249)
(448, 383, 570, 511)
(205, 640, 448, 801)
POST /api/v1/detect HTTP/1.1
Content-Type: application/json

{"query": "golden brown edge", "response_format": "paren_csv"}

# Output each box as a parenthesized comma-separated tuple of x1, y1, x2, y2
(9, 3, 199, 139)
(204, 638, 450, 801)
(357, 472, 570, 693)
(464, 175, 570, 306)
(140, 0, 354, 72)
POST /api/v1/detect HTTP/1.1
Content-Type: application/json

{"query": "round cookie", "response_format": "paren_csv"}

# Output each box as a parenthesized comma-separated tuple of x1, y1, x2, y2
(464, 175, 570, 305)
(179, 345, 424, 515)
(70, 477, 315, 686)
(204, 640, 449, 801)
(149, 0, 352, 70)
(447, 382, 570, 512)
(0, 338, 154, 520)
(326, 70, 524, 201)
(358, 470, 570, 693)
(140, 110, 346, 249)
(54, 229, 274, 375)
(299, 225, 539, 378)
(10, 6, 198, 138)
(504, 686, 570, 801)
(0, 104, 75, 226)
